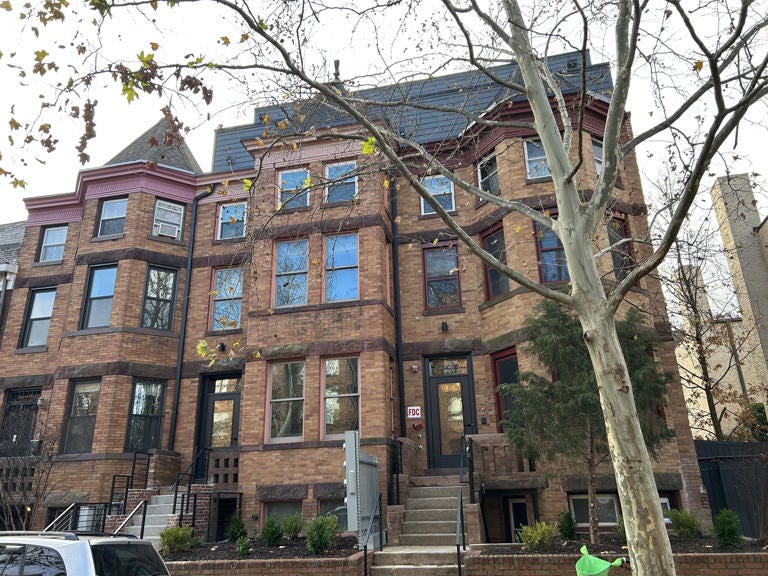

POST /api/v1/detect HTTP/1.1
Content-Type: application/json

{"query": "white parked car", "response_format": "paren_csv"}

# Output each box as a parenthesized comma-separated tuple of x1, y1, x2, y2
(0, 532, 170, 576)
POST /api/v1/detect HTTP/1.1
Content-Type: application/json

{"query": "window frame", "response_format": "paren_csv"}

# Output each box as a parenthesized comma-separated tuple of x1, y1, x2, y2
(63, 380, 100, 454)
(477, 154, 500, 195)
(423, 242, 461, 310)
(268, 360, 305, 443)
(125, 379, 165, 451)
(420, 175, 455, 215)
(534, 219, 569, 284)
(81, 264, 117, 329)
(97, 198, 128, 237)
(39, 226, 67, 262)
(216, 201, 246, 240)
(323, 357, 360, 439)
(325, 161, 357, 203)
(592, 139, 603, 176)
(607, 213, 634, 281)
(211, 267, 243, 331)
(481, 224, 509, 300)
(152, 199, 185, 240)
(140, 266, 177, 331)
(21, 287, 56, 348)
(275, 238, 309, 308)
(278, 168, 310, 210)
(325, 233, 359, 302)
(524, 139, 550, 180)
(569, 493, 620, 527)
(492, 348, 518, 433)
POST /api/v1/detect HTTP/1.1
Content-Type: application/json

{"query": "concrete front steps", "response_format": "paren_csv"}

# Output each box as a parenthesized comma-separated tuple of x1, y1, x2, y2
(372, 477, 467, 576)
(123, 493, 176, 549)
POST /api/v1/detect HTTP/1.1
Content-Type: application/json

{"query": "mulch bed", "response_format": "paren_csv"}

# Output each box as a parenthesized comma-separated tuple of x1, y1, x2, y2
(162, 535, 360, 562)
(480, 534, 768, 556)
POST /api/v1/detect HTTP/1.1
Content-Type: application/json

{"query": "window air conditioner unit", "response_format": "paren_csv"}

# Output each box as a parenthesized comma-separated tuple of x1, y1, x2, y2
(156, 223, 181, 239)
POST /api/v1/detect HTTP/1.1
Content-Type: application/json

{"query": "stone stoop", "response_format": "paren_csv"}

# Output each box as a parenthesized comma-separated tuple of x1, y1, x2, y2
(372, 477, 467, 576)
(123, 493, 176, 549)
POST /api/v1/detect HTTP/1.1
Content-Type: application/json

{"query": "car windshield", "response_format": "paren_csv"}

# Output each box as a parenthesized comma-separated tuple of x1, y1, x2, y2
(91, 543, 168, 576)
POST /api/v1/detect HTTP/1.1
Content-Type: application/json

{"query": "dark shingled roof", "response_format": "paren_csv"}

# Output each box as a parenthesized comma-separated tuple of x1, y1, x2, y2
(107, 118, 202, 174)
(0, 221, 24, 265)
(212, 51, 613, 173)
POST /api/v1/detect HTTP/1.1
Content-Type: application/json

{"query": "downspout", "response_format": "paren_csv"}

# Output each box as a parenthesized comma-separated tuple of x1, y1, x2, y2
(168, 185, 215, 451)
(0, 264, 18, 339)
(389, 172, 407, 438)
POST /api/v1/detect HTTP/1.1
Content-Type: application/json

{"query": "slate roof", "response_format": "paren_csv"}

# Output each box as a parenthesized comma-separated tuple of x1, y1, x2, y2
(107, 117, 202, 174)
(212, 51, 613, 173)
(0, 221, 24, 265)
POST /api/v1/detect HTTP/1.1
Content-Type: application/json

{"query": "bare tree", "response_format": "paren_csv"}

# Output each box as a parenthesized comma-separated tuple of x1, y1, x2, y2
(3, 1, 768, 573)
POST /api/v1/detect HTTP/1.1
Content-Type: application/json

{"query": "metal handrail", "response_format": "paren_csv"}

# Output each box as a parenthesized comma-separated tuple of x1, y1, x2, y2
(130, 451, 151, 489)
(171, 447, 210, 491)
(44, 503, 76, 531)
(467, 437, 475, 504)
(114, 500, 148, 538)
(455, 488, 466, 576)
(362, 492, 383, 576)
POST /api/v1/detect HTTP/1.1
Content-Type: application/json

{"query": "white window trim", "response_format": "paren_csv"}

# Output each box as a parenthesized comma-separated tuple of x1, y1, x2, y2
(216, 201, 247, 240)
(152, 199, 184, 240)
(278, 168, 310, 209)
(477, 154, 499, 194)
(322, 356, 360, 439)
(268, 361, 305, 443)
(420, 175, 455, 215)
(40, 226, 67, 262)
(524, 140, 550, 179)
(569, 494, 620, 526)
(324, 161, 358, 202)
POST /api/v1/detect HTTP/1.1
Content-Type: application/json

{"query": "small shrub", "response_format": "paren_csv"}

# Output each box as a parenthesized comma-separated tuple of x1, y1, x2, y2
(159, 525, 202, 555)
(713, 509, 741, 548)
(306, 514, 340, 555)
(668, 509, 702, 539)
(519, 521, 556, 551)
(614, 515, 626, 542)
(224, 514, 248, 543)
(235, 535, 252, 556)
(282, 513, 304, 540)
(260, 514, 284, 547)
(557, 510, 576, 539)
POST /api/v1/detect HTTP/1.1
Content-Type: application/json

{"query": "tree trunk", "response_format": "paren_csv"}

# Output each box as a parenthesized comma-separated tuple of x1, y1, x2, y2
(587, 430, 600, 544)
(577, 304, 676, 575)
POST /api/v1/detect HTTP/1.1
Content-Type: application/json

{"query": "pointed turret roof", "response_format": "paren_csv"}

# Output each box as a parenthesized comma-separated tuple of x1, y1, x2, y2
(107, 117, 202, 174)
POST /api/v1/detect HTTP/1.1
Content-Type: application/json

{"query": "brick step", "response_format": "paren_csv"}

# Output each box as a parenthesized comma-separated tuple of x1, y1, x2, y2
(401, 520, 456, 535)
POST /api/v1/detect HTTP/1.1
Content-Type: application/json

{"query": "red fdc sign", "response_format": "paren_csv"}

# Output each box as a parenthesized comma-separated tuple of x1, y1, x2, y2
(407, 406, 422, 418)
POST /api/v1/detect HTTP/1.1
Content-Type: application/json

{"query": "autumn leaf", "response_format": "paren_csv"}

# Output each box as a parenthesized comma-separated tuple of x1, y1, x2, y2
(361, 137, 376, 154)
(693, 60, 704, 72)
(221, 179, 229, 188)
(240, 33, 248, 43)
(242, 178, 253, 191)
(9, 118, 20, 130)
(220, 36, 230, 46)
(150, 42, 159, 50)
(11, 179, 26, 189)
(0, 1, 12, 11)
(257, 18, 267, 30)
(34, 50, 48, 62)
(196, 340, 209, 358)
(262, 113, 270, 124)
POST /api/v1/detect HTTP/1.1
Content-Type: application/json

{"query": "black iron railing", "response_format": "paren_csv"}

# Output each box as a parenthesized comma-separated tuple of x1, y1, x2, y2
(114, 500, 148, 537)
(455, 488, 466, 576)
(362, 492, 383, 576)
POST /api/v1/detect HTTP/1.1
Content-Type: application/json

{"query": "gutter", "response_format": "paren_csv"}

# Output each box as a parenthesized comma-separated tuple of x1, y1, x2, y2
(389, 172, 407, 438)
(168, 185, 215, 451)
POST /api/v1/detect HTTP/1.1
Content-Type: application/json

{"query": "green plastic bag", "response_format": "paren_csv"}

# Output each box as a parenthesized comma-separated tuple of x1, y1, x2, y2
(575, 545, 625, 576)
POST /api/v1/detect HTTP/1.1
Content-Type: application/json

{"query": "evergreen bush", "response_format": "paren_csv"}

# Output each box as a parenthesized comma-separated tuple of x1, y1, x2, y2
(713, 509, 741, 547)
(306, 514, 340, 554)
(260, 514, 284, 547)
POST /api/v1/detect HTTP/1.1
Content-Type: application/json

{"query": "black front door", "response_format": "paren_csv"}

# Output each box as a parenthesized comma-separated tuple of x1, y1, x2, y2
(194, 374, 241, 480)
(424, 356, 476, 468)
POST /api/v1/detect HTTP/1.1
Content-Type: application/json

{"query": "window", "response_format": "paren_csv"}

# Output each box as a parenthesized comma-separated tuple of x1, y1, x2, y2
(492, 350, 518, 432)
(98, 198, 127, 236)
(424, 243, 460, 309)
(202, 376, 241, 450)
(478, 155, 500, 195)
(269, 361, 305, 441)
(82, 265, 117, 329)
(0, 545, 66, 576)
(21, 288, 56, 347)
(125, 380, 164, 450)
(275, 239, 308, 307)
(324, 357, 359, 437)
(64, 380, 100, 453)
(320, 499, 348, 531)
(593, 139, 603, 176)
(211, 268, 242, 330)
(217, 202, 246, 240)
(265, 501, 302, 522)
(482, 226, 509, 299)
(0, 389, 41, 456)
(535, 221, 569, 283)
(153, 199, 184, 239)
(421, 175, 455, 215)
(325, 162, 357, 202)
(570, 494, 620, 526)
(39, 226, 67, 262)
(525, 140, 550, 179)
(141, 267, 177, 330)
(325, 234, 358, 302)
(607, 214, 633, 281)
(278, 168, 310, 210)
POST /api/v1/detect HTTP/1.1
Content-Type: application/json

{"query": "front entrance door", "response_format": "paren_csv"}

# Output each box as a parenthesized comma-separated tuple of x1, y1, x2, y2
(194, 374, 241, 480)
(424, 356, 476, 468)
